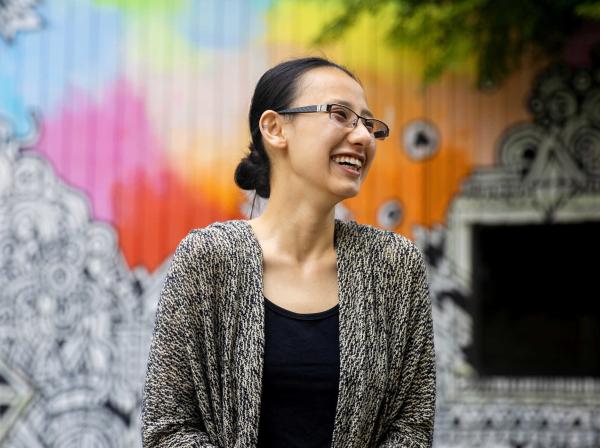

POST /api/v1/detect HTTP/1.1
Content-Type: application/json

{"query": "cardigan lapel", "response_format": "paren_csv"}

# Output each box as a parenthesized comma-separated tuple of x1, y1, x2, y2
(231, 220, 266, 447)
(330, 220, 387, 448)
(332, 218, 365, 447)
(234, 219, 386, 448)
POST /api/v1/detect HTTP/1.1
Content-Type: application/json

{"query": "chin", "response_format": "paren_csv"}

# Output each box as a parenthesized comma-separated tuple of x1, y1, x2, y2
(333, 184, 361, 200)
(321, 174, 364, 202)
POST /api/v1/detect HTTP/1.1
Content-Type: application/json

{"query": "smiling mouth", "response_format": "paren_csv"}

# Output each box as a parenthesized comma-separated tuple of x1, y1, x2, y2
(331, 158, 361, 174)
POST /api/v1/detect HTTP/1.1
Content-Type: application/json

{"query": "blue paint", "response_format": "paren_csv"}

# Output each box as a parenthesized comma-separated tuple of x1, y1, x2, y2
(0, 0, 124, 133)
(0, 75, 32, 136)
(176, 0, 271, 50)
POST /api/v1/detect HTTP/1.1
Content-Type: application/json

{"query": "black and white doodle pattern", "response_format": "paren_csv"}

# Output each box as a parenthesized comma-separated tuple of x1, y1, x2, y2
(377, 199, 403, 230)
(0, 0, 42, 42)
(0, 115, 168, 447)
(461, 62, 600, 219)
(402, 119, 440, 161)
(413, 223, 600, 448)
(421, 59, 600, 448)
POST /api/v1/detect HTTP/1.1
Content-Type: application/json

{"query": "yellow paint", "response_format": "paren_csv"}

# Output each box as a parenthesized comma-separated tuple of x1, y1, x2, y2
(124, 14, 208, 73)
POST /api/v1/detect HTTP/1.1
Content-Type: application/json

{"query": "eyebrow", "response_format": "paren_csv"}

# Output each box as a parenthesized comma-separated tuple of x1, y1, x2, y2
(331, 99, 373, 118)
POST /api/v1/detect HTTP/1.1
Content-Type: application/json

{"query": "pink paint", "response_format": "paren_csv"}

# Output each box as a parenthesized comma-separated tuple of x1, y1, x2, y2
(37, 78, 168, 222)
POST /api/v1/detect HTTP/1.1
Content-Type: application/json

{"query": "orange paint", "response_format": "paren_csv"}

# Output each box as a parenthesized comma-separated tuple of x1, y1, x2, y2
(113, 168, 240, 271)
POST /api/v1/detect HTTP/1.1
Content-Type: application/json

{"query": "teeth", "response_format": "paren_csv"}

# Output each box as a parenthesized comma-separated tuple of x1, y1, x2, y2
(332, 155, 363, 168)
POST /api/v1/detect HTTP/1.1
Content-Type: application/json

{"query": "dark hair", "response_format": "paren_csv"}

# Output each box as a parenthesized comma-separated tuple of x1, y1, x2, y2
(234, 56, 358, 199)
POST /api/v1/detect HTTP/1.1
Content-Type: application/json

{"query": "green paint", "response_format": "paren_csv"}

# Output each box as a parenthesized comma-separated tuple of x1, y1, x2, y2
(93, 0, 186, 14)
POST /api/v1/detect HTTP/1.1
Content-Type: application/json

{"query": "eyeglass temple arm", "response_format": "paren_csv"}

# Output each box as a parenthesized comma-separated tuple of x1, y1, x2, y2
(276, 104, 329, 114)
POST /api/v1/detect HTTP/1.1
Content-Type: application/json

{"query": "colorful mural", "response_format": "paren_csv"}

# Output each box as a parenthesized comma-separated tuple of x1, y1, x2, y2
(1, 0, 598, 446)
(0, 0, 548, 270)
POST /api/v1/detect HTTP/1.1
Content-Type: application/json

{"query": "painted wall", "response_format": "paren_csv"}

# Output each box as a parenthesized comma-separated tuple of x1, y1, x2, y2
(0, 0, 547, 271)
(0, 0, 598, 447)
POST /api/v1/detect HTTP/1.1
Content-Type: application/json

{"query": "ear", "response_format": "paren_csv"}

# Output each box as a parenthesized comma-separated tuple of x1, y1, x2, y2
(259, 110, 287, 150)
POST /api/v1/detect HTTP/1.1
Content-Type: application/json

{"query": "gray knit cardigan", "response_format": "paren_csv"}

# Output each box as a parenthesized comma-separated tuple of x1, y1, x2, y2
(142, 219, 436, 448)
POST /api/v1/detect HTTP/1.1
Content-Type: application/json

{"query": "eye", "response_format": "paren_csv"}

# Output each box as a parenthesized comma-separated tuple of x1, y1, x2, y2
(330, 106, 350, 122)
(364, 119, 375, 131)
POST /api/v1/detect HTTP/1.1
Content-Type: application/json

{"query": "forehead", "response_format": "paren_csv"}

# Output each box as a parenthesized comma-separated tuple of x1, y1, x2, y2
(294, 66, 370, 114)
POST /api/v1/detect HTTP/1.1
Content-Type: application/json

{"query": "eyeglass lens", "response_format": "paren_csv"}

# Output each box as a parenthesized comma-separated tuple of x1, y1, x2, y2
(328, 104, 387, 139)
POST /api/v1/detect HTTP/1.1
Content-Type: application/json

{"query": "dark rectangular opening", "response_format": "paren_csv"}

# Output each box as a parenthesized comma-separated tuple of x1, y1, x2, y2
(469, 222, 600, 377)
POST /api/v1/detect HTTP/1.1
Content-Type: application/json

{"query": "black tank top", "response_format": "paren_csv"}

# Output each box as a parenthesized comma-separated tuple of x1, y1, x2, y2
(257, 296, 340, 448)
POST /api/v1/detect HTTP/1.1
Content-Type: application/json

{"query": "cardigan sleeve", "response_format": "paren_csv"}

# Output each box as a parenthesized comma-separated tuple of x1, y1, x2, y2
(141, 232, 221, 448)
(377, 242, 436, 448)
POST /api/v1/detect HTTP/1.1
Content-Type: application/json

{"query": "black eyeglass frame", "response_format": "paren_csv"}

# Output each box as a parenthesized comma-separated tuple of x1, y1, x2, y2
(275, 103, 390, 140)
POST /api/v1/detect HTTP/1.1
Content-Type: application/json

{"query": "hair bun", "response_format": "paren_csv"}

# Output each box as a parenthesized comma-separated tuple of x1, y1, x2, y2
(234, 144, 271, 198)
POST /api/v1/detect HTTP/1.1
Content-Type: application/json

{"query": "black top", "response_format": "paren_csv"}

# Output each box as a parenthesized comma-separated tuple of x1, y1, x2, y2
(257, 296, 341, 448)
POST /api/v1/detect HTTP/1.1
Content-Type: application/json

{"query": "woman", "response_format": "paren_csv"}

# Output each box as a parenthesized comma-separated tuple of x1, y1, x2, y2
(142, 57, 436, 448)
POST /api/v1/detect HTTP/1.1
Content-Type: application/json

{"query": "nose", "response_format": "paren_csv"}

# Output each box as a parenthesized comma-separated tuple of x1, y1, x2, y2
(347, 119, 374, 147)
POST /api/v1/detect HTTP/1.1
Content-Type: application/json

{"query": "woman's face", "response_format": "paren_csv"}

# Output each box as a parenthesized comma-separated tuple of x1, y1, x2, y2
(279, 66, 377, 202)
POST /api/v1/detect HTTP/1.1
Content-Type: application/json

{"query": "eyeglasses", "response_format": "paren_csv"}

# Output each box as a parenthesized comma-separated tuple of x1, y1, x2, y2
(275, 103, 390, 140)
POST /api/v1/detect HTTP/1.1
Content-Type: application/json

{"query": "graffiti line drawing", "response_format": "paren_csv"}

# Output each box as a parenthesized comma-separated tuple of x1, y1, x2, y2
(0, 114, 168, 447)
(462, 63, 600, 220)
(377, 199, 403, 230)
(425, 62, 600, 448)
(0, 0, 43, 43)
(403, 119, 440, 161)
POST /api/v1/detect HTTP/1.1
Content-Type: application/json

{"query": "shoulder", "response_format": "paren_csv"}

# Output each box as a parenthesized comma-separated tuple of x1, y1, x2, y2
(338, 219, 424, 268)
(178, 219, 249, 249)
(173, 219, 253, 269)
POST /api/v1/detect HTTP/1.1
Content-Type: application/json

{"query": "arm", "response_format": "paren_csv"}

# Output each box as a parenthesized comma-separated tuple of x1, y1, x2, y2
(378, 244, 436, 448)
(142, 233, 221, 448)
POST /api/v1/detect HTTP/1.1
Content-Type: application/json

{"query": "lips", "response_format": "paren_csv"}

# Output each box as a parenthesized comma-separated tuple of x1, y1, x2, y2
(331, 154, 362, 168)
(331, 159, 362, 177)
(332, 151, 366, 164)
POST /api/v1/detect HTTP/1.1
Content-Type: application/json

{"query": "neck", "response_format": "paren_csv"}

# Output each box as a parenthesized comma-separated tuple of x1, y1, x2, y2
(247, 186, 338, 265)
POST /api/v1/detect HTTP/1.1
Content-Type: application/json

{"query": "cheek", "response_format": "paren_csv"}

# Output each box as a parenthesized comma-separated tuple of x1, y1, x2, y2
(363, 146, 377, 173)
(300, 134, 342, 166)
(368, 142, 377, 158)
(288, 124, 350, 173)
(288, 141, 329, 175)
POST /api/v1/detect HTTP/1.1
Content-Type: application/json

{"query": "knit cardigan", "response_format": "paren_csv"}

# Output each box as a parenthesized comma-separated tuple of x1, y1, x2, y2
(142, 219, 436, 448)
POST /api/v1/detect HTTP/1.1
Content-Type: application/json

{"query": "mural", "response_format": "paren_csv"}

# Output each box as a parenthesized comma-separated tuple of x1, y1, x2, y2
(0, 0, 598, 446)
(418, 61, 600, 447)
(0, 115, 162, 446)
(0, 0, 42, 42)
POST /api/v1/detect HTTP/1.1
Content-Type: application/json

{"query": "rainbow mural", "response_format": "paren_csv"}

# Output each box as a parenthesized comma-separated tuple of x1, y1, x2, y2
(0, 0, 546, 271)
